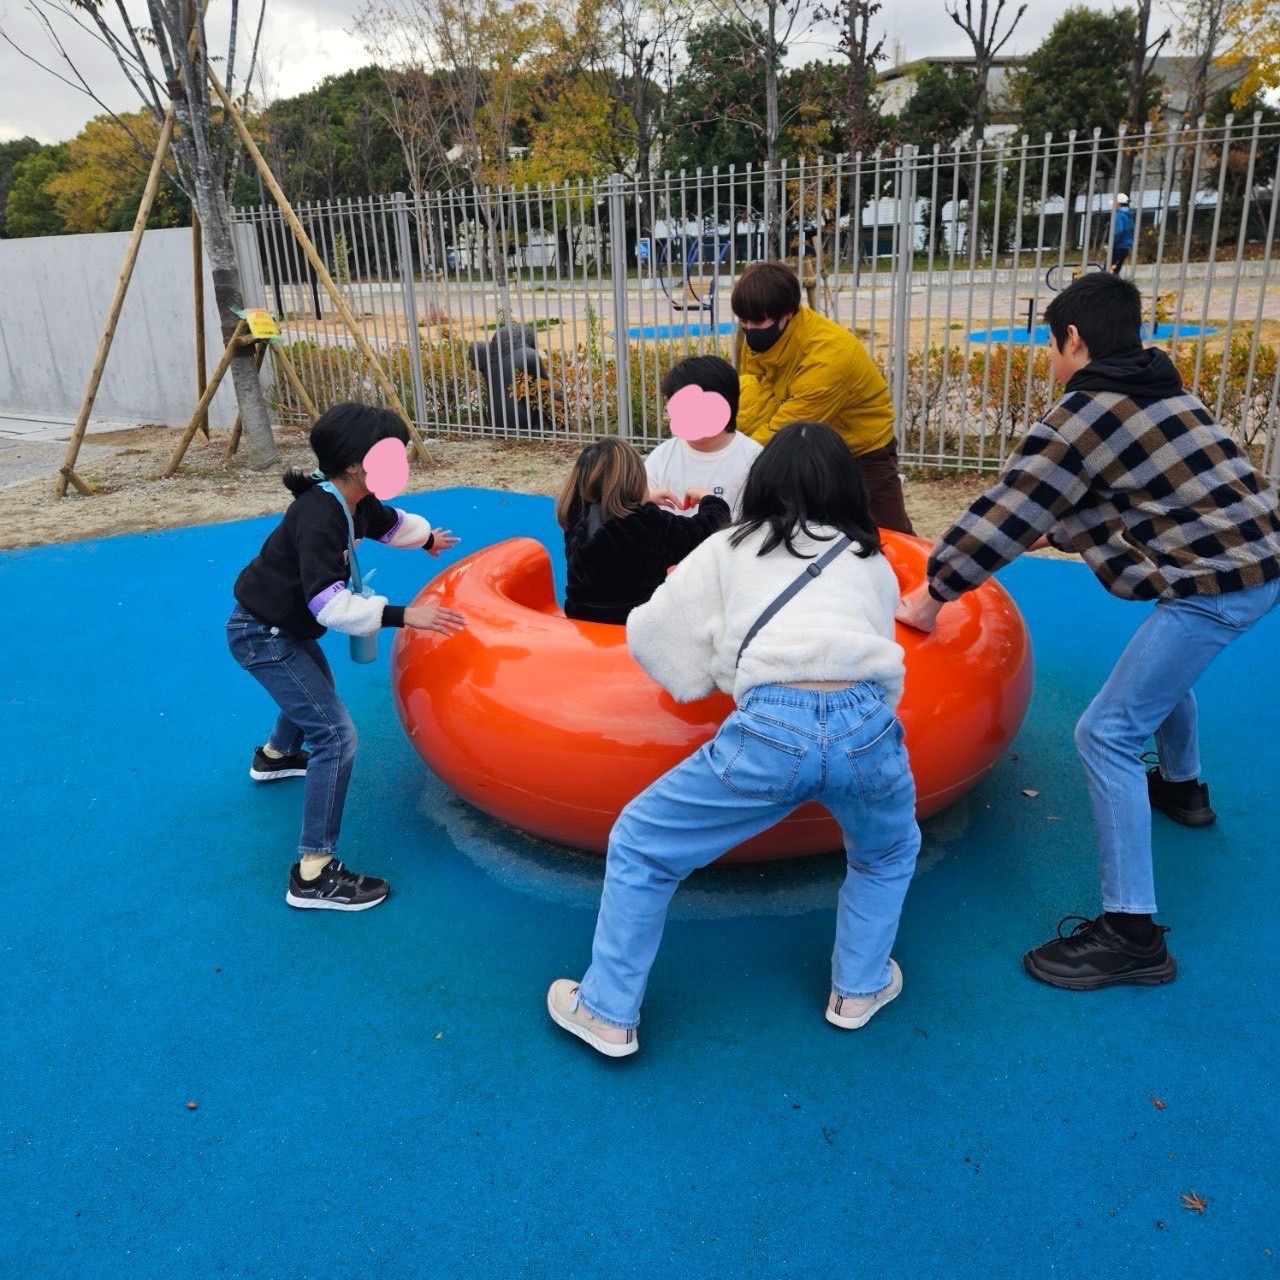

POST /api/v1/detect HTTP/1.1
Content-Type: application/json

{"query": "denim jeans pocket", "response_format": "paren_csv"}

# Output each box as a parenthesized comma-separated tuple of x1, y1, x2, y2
(226, 622, 256, 666)
(1211, 578, 1280, 630)
(844, 716, 910, 805)
(714, 722, 807, 804)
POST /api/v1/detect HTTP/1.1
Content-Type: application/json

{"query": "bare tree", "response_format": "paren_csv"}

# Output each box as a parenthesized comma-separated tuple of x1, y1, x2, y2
(1119, 0, 1172, 194)
(945, 0, 1027, 249)
(715, 0, 814, 244)
(1, 0, 279, 469)
(1169, 0, 1232, 238)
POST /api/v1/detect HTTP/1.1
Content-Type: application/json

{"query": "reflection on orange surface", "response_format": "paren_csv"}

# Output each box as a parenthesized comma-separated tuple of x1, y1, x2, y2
(392, 535, 1034, 864)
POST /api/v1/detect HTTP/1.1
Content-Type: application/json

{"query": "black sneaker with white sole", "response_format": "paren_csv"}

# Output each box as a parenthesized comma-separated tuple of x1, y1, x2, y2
(285, 859, 390, 911)
(250, 746, 311, 782)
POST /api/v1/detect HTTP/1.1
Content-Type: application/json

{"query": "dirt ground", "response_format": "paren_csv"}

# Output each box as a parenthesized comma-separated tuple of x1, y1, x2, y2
(0, 424, 997, 552)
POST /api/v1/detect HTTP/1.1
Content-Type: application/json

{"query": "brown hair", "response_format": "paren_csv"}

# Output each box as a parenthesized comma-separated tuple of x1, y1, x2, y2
(730, 261, 802, 323)
(555, 436, 648, 530)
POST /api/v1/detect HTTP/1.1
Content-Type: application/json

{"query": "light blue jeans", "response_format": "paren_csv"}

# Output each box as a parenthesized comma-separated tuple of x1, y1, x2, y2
(1074, 579, 1280, 914)
(226, 606, 358, 857)
(578, 683, 922, 1029)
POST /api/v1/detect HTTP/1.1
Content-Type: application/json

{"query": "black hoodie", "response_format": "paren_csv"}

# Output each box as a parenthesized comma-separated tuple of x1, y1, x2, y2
(1065, 346, 1184, 399)
(563, 495, 731, 624)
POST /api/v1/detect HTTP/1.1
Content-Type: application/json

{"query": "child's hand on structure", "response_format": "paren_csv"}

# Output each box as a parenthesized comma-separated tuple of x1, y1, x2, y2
(895, 587, 944, 634)
(428, 529, 461, 557)
(405, 603, 466, 635)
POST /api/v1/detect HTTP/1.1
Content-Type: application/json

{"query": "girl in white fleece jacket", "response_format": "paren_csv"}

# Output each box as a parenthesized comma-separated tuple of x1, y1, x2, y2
(548, 421, 922, 1057)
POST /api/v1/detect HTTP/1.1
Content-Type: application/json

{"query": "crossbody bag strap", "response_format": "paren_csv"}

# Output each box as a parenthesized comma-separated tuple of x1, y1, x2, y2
(736, 535, 853, 667)
(318, 481, 364, 594)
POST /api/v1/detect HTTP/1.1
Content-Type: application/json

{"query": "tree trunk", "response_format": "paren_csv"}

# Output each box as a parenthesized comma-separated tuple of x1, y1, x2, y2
(198, 183, 278, 469)
(764, 5, 781, 256)
(967, 69, 988, 255)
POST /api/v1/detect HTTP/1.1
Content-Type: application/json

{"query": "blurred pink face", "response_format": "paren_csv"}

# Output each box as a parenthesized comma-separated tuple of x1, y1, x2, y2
(666, 385, 731, 440)
(362, 438, 409, 499)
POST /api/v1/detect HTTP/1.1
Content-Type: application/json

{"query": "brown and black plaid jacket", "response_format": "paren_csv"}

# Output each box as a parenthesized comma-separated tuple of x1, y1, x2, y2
(928, 353, 1280, 603)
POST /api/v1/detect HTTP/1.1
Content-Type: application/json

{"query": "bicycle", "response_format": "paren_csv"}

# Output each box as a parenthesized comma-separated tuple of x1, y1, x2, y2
(1045, 260, 1105, 293)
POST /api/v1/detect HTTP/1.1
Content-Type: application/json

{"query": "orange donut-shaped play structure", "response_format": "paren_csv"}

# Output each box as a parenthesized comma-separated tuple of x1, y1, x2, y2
(391, 534, 1033, 864)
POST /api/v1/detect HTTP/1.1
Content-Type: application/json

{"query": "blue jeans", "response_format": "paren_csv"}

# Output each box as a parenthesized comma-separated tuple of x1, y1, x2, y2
(1074, 579, 1280, 913)
(578, 683, 922, 1029)
(226, 606, 357, 857)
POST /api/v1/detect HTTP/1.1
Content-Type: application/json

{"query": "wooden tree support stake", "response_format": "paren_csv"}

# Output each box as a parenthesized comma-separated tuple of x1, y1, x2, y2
(193, 210, 210, 442)
(163, 321, 249, 476)
(205, 68, 433, 466)
(57, 108, 176, 498)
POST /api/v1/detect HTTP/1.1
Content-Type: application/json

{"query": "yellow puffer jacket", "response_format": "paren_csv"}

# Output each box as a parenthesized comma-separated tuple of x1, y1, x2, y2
(737, 307, 894, 455)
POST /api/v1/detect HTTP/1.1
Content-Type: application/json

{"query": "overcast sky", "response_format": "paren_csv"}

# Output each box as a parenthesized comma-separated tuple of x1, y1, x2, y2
(0, 0, 1180, 146)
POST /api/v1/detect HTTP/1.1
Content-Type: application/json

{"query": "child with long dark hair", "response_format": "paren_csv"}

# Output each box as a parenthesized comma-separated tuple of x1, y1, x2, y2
(228, 402, 465, 911)
(556, 435, 731, 624)
(548, 421, 921, 1056)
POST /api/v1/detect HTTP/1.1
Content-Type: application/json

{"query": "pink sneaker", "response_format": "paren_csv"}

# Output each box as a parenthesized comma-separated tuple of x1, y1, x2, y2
(825, 959, 903, 1030)
(546, 980, 638, 1058)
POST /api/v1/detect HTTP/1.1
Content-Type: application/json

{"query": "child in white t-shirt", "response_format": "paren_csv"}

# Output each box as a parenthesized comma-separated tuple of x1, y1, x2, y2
(645, 355, 763, 518)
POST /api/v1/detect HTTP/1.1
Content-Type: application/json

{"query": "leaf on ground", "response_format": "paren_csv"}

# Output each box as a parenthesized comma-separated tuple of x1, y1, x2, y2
(185, 1101, 199, 1110)
(1181, 1191, 1207, 1213)
(435, 1032, 443, 1040)
(1021, 788, 1040, 798)
(1150, 1096, 1167, 1110)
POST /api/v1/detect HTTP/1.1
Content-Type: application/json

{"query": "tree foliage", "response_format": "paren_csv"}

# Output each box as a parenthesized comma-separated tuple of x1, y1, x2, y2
(0, 138, 46, 237)
(4, 147, 68, 237)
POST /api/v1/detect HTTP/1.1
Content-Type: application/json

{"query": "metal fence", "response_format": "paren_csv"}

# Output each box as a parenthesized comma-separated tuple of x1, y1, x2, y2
(233, 117, 1280, 477)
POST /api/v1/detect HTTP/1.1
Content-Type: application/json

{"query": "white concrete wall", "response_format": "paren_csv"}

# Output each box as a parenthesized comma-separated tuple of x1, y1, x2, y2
(0, 225, 260, 429)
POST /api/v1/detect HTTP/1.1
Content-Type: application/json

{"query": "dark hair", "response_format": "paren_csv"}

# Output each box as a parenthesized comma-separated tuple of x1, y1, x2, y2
(660, 355, 740, 432)
(732, 421, 880, 559)
(554, 436, 647, 530)
(730, 261, 802, 323)
(283, 402, 410, 496)
(1043, 272, 1144, 359)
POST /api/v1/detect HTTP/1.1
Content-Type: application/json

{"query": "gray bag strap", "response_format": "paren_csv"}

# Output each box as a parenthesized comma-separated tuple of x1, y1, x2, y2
(736, 535, 853, 667)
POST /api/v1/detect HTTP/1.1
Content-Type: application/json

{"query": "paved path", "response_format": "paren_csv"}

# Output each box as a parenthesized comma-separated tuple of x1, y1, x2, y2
(0, 414, 123, 491)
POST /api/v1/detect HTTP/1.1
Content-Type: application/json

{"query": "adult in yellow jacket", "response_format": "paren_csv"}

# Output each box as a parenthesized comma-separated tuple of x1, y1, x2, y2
(732, 262, 914, 534)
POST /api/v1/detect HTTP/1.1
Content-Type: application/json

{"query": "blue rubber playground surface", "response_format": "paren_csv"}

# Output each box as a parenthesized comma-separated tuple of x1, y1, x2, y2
(3, 486, 1278, 1278)
(968, 321, 1219, 345)
(626, 319, 736, 340)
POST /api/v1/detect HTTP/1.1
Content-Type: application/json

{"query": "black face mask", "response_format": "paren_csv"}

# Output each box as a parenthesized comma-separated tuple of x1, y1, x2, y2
(742, 320, 785, 353)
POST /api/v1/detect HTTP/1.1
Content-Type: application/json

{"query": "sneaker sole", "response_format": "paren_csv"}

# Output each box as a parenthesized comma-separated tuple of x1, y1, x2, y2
(251, 767, 308, 781)
(1021, 951, 1177, 990)
(285, 889, 388, 911)
(546, 990, 638, 1058)
(826, 964, 903, 1029)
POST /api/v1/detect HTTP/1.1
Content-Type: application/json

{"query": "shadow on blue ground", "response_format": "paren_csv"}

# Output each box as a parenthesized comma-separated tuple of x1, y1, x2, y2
(1, 488, 1277, 1278)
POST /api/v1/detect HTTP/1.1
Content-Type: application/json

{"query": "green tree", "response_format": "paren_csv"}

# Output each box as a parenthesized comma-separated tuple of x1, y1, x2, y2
(4, 148, 68, 238)
(665, 20, 772, 176)
(0, 137, 45, 237)
(1013, 7, 1140, 148)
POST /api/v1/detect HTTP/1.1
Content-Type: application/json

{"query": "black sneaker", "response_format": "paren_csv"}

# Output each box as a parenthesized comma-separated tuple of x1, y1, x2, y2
(250, 746, 311, 782)
(285, 859, 390, 911)
(1147, 767, 1216, 827)
(1023, 914, 1177, 990)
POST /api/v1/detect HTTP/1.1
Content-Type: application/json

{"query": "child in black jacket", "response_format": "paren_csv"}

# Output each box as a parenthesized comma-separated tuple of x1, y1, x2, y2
(556, 437, 730, 624)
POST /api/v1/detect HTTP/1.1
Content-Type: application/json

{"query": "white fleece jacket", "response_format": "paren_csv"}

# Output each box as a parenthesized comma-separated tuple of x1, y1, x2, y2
(314, 509, 434, 636)
(626, 524, 905, 706)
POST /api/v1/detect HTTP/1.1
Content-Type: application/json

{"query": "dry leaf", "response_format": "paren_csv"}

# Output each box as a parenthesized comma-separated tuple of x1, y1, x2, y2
(1150, 1096, 1167, 1110)
(1047, 815, 1060, 821)
(185, 1101, 199, 1110)
(435, 1032, 443, 1040)
(1022, 788, 1040, 798)
(1181, 1191, 1207, 1213)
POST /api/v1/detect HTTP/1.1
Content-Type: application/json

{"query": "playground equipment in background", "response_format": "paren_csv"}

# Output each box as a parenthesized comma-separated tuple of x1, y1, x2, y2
(1044, 260, 1105, 292)
(392, 534, 1034, 864)
(656, 236, 732, 318)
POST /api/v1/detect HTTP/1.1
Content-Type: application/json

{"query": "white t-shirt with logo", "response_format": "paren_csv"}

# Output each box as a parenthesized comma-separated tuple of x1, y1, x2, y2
(644, 432, 764, 518)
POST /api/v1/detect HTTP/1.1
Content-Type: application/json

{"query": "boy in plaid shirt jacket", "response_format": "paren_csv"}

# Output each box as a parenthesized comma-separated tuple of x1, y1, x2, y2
(897, 273, 1280, 990)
